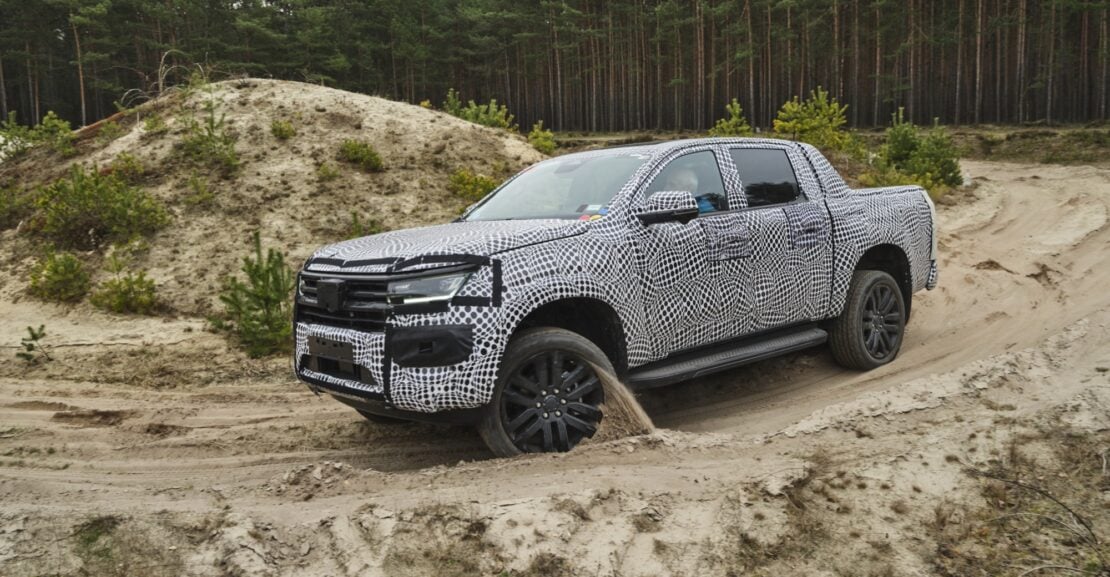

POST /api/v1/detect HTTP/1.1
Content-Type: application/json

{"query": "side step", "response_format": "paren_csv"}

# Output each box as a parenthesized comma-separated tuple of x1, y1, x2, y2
(626, 325, 828, 390)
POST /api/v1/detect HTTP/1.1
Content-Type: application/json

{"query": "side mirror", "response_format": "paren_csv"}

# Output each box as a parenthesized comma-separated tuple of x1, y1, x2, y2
(635, 191, 700, 226)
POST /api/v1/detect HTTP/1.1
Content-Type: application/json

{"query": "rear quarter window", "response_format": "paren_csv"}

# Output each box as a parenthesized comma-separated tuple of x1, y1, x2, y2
(729, 148, 801, 208)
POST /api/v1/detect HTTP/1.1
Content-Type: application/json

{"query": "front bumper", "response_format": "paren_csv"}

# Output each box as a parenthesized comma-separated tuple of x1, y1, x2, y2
(926, 260, 939, 290)
(292, 256, 507, 414)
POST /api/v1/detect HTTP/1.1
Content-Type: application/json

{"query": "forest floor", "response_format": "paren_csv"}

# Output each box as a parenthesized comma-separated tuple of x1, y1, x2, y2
(1, 81, 1109, 576)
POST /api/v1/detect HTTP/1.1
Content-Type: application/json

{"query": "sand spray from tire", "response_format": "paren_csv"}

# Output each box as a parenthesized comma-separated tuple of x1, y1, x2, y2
(590, 364, 655, 442)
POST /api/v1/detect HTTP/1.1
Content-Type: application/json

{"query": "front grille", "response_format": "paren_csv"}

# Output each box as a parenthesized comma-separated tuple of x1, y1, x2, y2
(295, 271, 391, 331)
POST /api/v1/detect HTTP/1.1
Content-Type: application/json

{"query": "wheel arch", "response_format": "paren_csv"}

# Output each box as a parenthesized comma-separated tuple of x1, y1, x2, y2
(854, 243, 913, 319)
(512, 297, 629, 377)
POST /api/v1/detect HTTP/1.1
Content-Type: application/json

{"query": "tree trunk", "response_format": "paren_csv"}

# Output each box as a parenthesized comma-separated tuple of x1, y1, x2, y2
(974, 0, 983, 124)
(873, 2, 881, 126)
(745, 0, 755, 126)
(956, 0, 964, 125)
(1102, 8, 1108, 121)
(1017, 0, 1027, 122)
(852, 0, 860, 126)
(0, 51, 7, 120)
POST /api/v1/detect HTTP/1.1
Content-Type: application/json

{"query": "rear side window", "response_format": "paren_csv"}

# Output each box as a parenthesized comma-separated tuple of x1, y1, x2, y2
(729, 148, 801, 208)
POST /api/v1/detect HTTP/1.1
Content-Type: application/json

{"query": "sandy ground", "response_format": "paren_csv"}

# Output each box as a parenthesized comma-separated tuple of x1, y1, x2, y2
(1, 158, 1109, 575)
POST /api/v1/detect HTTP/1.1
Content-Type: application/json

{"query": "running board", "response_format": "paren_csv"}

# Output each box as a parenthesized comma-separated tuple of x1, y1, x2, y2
(626, 326, 828, 390)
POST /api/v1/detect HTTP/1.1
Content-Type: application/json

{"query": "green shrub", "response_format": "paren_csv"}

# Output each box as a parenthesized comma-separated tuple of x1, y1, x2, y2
(180, 98, 239, 175)
(316, 162, 340, 182)
(885, 109, 919, 168)
(0, 111, 75, 157)
(0, 186, 32, 230)
(17, 325, 51, 364)
(184, 172, 214, 206)
(904, 125, 963, 189)
(873, 110, 962, 197)
(528, 121, 556, 154)
(142, 114, 168, 135)
(448, 169, 499, 202)
(443, 88, 516, 130)
(773, 87, 850, 151)
(106, 153, 146, 183)
(34, 165, 169, 249)
(95, 121, 124, 146)
(29, 252, 90, 303)
(215, 232, 294, 358)
(270, 118, 296, 140)
(35, 111, 77, 156)
(346, 212, 384, 239)
(708, 98, 753, 137)
(90, 257, 158, 315)
(338, 140, 384, 172)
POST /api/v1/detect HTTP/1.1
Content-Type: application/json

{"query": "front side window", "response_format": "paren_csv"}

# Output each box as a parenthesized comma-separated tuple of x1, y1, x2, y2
(464, 152, 648, 221)
(729, 148, 801, 208)
(644, 151, 728, 214)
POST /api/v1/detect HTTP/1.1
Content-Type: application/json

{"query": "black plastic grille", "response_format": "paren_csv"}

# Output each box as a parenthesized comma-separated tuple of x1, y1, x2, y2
(295, 271, 391, 331)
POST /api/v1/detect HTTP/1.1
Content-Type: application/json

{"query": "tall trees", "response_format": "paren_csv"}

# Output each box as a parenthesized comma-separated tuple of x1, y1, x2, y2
(0, 0, 1105, 131)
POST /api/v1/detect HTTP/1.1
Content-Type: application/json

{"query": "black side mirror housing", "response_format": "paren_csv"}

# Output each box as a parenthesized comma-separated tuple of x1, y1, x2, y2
(635, 190, 700, 226)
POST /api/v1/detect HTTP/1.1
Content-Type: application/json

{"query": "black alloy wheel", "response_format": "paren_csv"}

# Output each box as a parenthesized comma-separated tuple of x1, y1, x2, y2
(861, 281, 903, 360)
(500, 350, 605, 453)
(478, 327, 612, 457)
(829, 270, 908, 370)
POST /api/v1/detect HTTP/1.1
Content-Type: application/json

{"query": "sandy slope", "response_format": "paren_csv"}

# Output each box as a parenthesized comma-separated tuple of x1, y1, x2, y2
(0, 159, 1108, 576)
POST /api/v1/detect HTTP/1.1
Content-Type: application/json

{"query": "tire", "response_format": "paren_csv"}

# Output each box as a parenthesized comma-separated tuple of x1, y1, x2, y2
(478, 327, 612, 457)
(829, 270, 908, 370)
(356, 409, 409, 425)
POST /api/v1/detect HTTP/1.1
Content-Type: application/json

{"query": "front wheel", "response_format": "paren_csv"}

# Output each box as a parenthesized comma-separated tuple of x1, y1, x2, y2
(829, 270, 907, 370)
(478, 328, 611, 457)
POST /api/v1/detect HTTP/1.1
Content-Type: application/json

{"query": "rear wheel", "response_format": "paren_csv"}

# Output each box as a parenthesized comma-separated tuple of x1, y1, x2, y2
(478, 328, 610, 457)
(829, 270, 907, 370)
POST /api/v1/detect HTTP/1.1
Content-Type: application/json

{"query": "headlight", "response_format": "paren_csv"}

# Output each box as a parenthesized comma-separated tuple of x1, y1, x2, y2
(387, 272, 472, 305)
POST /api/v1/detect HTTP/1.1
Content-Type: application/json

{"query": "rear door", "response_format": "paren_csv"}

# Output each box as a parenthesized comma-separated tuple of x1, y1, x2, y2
(721, 146, 833, 334)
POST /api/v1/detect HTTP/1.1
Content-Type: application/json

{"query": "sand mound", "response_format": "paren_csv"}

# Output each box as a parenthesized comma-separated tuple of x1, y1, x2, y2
(0, 78, 545, 315)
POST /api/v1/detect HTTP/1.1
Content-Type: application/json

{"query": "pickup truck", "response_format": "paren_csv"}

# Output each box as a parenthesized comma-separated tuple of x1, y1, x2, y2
(293, 138, 938, 457)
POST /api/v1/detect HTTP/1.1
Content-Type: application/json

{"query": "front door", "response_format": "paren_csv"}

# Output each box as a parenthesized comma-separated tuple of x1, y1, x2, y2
(632, 149, 740, 356)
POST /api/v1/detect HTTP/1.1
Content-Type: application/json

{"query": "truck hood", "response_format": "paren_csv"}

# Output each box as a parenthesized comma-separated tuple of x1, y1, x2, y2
(307, 219, 588, 272)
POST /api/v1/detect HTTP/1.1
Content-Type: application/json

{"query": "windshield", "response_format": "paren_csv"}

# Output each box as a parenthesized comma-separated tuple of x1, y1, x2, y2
(463, 153, 649, 221)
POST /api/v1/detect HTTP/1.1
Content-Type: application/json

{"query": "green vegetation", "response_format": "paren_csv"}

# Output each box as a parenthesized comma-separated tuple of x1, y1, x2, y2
(16, 325, 52, 364)
(184, 172, 214, 206)
(95, 121, 125, 146)
(29, 252, 90, 303)
(0, 111, 75, 157)
(215, 232, 295, 358)
(142, 114, 168, 135)
(106, 152, 146, 183)
(708, 99, 753, 137)
(773, 87, 851, 152)
(0, 185, 32, 230)
(338, 139, 384, 172)
(346, 212, 384, 239)
(860, 110, 962, 198)
(0, 2, 1104, 134)
(91, 256, 159, 315)
(316, 162, 341, 182)
(270, 118, 296, 140)
(528, 121, 556, 154)
(180, 98, 239, 175)
(447, 168, 499, 202)
(443, 89, 516, 130)
(33, 165, 168, 249)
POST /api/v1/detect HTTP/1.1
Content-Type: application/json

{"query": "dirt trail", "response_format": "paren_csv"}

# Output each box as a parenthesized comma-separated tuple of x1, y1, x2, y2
(2, 159, 1109, 576)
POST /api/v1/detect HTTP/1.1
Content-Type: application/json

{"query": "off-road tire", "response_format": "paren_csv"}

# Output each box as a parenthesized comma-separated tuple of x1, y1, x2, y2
(478, 327, 613, 458)
(829, 270, 907, 370)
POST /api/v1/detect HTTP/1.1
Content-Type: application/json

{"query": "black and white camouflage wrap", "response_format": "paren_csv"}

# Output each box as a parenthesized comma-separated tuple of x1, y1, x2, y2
(294, 138, 938, 413)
